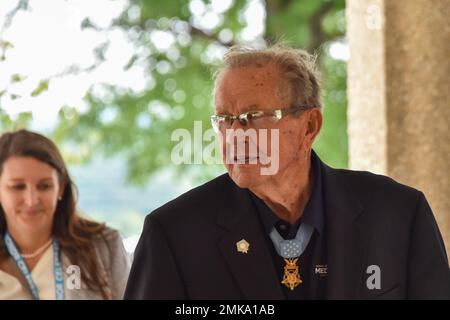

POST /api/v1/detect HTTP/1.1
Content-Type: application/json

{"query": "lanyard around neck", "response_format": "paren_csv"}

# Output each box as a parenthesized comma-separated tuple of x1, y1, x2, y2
(4, 231, 65, 300)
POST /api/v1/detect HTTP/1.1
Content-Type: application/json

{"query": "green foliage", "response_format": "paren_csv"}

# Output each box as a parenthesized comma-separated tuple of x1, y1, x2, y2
(313, 50, 348, 168)
(11, 74, 24, 83)
(1, 0, 348, 184)
(87, 209, 145, 237)
(30, 80, 49, 97)
(0, 109, 32, 132)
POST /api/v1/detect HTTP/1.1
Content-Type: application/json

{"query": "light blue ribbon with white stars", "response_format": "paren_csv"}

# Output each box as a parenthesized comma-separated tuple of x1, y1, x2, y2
(269, 223, 314, 258)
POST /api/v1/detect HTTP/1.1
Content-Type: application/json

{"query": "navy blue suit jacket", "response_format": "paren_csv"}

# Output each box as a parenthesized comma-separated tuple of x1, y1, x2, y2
(124, 159, 450, 299)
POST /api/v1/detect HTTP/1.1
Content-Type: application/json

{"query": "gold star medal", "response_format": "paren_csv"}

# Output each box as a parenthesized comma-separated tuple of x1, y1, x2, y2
(236, 239, 250, 254)
(281, 258, 302, 290)
(269, 223, 314, 291)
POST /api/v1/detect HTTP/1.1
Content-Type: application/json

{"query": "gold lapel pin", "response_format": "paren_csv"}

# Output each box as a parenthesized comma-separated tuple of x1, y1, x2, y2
(236, 239, 250, 254)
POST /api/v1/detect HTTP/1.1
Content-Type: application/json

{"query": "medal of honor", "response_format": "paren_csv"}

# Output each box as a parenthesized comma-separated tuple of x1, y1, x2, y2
(281, 258, 302, 290)
(269, 223, 314, 291)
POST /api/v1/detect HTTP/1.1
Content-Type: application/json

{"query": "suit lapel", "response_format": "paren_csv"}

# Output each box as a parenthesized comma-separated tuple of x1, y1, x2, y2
(321, 163, 368, 299)
(216, 176, 284, 299)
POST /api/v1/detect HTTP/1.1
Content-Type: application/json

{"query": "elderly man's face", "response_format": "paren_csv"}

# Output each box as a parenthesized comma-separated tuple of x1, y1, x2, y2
(214, 63, 313, 189)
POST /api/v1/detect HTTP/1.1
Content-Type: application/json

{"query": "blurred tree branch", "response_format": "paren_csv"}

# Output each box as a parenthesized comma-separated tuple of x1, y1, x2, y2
(190, 25, 234, 47)
(309, 0, 334, 52)
(0, 0, 29, 33)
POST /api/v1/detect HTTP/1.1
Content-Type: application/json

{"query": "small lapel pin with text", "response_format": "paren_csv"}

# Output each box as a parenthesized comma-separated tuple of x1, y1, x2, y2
(314, 264, 328, 276)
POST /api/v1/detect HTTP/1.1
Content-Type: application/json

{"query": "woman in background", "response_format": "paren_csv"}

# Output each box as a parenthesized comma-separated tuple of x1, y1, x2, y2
(0, 129, 130, 299)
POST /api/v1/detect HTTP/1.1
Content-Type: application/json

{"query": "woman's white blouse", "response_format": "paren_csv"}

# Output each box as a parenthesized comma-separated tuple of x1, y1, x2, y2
(0, 244, 56, 300)
(0, 228, 131, 300)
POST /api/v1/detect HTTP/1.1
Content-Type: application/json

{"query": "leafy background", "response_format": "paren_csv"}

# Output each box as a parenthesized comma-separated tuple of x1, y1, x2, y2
(0, 0, 347, 238)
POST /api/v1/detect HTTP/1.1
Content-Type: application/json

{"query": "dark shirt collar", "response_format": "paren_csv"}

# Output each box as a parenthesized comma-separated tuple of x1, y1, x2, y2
(249, 150, 324, 237)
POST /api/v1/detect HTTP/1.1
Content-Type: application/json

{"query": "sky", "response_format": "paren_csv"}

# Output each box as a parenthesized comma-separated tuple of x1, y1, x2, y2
(0, 0, 131, 130)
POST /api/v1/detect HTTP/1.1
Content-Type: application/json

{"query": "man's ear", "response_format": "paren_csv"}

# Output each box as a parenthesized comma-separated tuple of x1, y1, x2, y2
(305, 108, 322, 145)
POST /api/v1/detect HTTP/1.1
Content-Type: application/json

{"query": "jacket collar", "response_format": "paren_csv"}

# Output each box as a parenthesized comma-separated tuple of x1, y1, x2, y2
(216, 174, 284, 299)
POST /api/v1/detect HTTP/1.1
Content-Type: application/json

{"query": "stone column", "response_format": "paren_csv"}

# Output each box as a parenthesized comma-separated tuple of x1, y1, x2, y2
(347, 0, 450, 257)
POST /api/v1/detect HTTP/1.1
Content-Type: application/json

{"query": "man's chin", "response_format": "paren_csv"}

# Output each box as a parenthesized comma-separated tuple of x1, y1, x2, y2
(227, 167, 264, 189)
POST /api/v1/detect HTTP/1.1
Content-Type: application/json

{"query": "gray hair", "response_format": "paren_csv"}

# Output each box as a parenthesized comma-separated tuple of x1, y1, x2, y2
(214, 44, 322, 109)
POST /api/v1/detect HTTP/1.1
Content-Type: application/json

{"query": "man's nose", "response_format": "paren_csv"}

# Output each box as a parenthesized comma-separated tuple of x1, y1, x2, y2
(226, 120, 249, 144)
(231, 118, 247, 130)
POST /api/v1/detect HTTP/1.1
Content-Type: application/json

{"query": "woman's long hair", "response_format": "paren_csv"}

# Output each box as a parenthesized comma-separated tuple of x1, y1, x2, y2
(0, 129, 110, 299)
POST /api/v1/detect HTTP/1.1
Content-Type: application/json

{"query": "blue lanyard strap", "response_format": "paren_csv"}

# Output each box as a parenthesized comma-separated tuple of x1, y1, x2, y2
(4, 231, 65, 300)
(52, 239, 65, 300)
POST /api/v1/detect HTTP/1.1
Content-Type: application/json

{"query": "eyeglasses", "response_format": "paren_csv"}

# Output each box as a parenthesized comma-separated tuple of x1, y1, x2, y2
(211, 105, 311, 132)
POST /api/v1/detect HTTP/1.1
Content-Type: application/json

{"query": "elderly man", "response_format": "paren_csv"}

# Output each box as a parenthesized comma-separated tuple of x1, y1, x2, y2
(124, 45, 450, 299)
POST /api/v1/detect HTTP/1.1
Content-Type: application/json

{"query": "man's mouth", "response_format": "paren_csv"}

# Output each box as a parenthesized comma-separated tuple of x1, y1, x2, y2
(234, 155, 259, 163)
